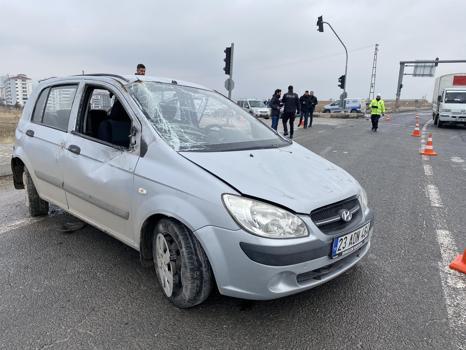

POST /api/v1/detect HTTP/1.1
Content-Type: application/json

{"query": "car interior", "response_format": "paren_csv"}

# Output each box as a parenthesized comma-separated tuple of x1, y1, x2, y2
(78, 87, 132, 148)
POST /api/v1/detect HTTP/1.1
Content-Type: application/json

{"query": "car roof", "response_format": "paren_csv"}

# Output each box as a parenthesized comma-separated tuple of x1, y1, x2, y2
(445, 87, 466, 91)
(38, 74, 212, 91)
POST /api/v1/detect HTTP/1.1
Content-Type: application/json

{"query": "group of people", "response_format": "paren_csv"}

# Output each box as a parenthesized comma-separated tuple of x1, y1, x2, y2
(269, 86, 318, 139)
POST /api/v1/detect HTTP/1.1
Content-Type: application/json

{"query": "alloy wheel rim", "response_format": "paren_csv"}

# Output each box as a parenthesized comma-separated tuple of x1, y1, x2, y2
(156, 233, 174, 297)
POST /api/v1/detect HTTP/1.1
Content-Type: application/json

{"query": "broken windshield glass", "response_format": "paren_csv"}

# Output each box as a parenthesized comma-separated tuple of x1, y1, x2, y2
(128, 81, 288, 152)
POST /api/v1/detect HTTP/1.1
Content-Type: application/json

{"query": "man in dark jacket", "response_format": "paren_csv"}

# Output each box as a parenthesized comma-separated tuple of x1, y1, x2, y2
(308, 91, 318, 127)
(299, 91, 312, 129)
(270, 89, 282, 131)
(281, 85, 300, 138)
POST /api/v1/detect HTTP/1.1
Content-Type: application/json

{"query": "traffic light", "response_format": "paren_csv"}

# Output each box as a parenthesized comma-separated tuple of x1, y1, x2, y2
(338, 75, 346, 89)
(223, 46, 232, 75)
(317, 16, 324, 32)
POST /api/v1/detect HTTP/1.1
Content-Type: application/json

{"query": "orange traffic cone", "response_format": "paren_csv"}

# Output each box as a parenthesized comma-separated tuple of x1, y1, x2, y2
(298, 119, 304, 127)
(411, 116, 421, 137)
(449, 249, 466, 274)
(421, 133, 437, 156)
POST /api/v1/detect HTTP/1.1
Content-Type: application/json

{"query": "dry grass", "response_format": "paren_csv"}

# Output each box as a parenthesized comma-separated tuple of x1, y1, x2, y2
(0, 107, 21, 143)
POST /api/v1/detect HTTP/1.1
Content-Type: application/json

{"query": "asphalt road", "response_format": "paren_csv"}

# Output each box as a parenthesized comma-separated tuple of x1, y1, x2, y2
(0, 111, 465, 350)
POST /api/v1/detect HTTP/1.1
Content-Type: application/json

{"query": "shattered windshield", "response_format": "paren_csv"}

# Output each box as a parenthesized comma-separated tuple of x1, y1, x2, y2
(128, 81, 289, 152)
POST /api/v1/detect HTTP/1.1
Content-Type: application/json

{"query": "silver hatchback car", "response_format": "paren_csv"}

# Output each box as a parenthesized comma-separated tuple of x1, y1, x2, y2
(12, 74, 373, 308)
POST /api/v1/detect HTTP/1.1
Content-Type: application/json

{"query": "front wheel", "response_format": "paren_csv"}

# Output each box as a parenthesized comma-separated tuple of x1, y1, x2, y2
(23, 168, 49, 217)
(153, 218, 213, 308)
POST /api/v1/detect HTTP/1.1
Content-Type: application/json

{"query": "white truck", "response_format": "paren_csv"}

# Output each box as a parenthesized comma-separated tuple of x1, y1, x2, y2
(432, 73, 466, 127)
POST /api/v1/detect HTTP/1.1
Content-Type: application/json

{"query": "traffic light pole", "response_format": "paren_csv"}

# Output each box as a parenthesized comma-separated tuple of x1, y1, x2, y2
(228, 43, 234, 99)
(323, 21, 348, 107)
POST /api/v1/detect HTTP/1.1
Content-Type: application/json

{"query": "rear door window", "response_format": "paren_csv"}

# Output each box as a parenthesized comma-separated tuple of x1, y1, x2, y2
(40, 85, 78, 131)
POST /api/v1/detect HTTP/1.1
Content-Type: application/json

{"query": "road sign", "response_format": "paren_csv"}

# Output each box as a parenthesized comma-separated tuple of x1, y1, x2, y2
(225, 78, 235, 92)
(413, 62, 436, 77)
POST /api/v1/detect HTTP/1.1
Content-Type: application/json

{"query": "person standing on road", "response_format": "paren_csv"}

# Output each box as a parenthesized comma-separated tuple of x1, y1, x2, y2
(135, 63, 146, 75)
(369, 93, 385, 132)
(299, 91, 311, 129)
(281, 85, 300, 138)
(308, 91, 318, 128)
(270, 89, 282, 131)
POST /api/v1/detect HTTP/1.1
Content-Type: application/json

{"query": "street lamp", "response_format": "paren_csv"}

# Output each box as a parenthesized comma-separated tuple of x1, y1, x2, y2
(317, 15, 348, 108)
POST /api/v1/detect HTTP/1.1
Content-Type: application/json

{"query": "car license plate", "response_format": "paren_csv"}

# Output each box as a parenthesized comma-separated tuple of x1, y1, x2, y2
(331, 223, 370, 258)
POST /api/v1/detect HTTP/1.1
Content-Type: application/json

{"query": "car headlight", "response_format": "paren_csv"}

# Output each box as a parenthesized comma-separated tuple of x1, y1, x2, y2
(222, 194, 308, 239)
(359, 188, 369, 212)
(440, 109, 451, 112)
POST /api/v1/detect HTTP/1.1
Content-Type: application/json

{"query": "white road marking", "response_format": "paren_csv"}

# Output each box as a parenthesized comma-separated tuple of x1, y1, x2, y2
(426, 184, 443, 207)
(423, 164, 433, 176)
(451, 156, 464, 163)
(0, 217, 42, 235)
(420, 118, 466, 347)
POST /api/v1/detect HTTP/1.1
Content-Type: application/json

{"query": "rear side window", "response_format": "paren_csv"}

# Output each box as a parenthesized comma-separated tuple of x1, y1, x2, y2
(32, 85, 78, 131)
(32, 88, 50, 123)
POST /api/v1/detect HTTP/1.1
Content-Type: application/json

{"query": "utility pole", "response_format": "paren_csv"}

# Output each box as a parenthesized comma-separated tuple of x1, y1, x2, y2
(368, 44, 379, 102)
(317, 16, 348, 108)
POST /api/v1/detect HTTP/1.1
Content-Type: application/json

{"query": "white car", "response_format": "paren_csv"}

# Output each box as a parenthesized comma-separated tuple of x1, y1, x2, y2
(237, 99, 271, 119)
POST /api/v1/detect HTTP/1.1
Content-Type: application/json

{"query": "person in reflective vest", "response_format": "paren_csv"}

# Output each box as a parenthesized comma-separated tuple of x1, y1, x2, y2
(370, 93, 385, 132)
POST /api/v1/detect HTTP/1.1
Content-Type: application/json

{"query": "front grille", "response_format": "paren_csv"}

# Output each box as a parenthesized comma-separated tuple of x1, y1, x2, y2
(310, 196, 361, 234)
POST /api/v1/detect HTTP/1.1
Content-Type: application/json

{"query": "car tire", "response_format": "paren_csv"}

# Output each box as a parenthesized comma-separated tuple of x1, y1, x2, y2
(350, 109, 357, 113)
(323, 109, 329, 113)
(434, 115, 439, 126)
(23, 168, 49, 217)
(152, 218, 213, 308)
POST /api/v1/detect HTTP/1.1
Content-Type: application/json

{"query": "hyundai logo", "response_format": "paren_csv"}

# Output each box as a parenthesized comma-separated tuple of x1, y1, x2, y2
(339, 209, 352, 222)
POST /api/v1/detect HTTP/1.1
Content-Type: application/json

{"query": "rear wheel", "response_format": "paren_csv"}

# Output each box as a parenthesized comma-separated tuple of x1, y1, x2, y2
(153, 218, 213, 308)
(23, 168, 49, 217)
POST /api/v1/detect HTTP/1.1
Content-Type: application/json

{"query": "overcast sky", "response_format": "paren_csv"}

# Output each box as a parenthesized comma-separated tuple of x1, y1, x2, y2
(1, 0, 466, 100)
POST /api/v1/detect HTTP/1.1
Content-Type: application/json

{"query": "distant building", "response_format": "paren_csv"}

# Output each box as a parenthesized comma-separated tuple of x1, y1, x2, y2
(3, 74, 33, 106)
(90, 90, 112, 110)
(0, 75, 7, 105)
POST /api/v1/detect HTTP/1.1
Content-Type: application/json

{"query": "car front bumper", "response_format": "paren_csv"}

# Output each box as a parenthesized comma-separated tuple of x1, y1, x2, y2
(194, 211, 373, 300)
(439, 114, 466, 122)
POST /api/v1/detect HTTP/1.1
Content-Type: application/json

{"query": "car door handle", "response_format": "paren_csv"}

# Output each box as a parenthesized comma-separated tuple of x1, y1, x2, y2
(67, 144, 81, 155)
(26, 129, 34, 137)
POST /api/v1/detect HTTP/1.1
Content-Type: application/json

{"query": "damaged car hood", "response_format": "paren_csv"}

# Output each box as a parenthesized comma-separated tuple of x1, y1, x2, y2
(180, 143, 360, 213)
